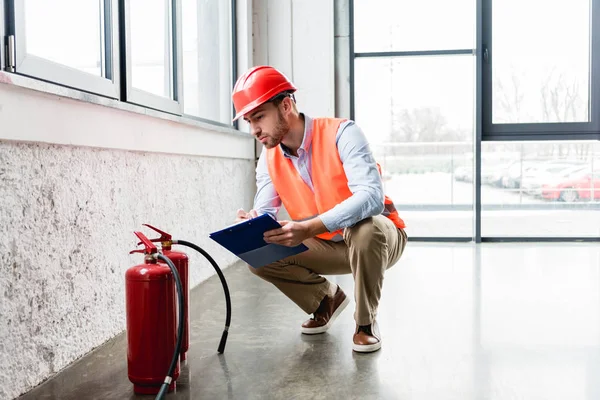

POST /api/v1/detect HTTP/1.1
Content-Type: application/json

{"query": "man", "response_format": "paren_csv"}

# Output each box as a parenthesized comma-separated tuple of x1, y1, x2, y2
(232, 65, 407, 353)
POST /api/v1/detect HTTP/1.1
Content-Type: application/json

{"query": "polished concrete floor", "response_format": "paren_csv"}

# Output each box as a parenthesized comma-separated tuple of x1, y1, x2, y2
(18, 242, 600, 400)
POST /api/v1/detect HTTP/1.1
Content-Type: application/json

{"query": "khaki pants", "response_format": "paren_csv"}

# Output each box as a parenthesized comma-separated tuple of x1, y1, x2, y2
(248, 215, 408, 326)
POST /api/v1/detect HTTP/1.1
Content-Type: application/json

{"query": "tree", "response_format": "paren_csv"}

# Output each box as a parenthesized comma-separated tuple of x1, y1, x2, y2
(540, 70, 590, 160)
(494, 71, 525, 123)
(494, 68, 592, 161)
(392, 107, 447, 142)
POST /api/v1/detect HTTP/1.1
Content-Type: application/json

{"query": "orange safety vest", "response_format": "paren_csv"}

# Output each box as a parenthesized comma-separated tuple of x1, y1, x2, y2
(266, 117, 406, 241)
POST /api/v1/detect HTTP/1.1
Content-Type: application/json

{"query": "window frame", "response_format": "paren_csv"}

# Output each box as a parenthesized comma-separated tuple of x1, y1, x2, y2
(11, 0, 120, 99)
(482, 0, 600, 141)
(0, 0, 5, 71)
(121, 0, 183, 115)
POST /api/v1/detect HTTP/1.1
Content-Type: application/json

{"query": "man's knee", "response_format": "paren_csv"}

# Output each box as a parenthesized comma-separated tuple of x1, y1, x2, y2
(247, 264, 267, 278)
(344, 217, 386, 250)
(247, 260, 284, 279)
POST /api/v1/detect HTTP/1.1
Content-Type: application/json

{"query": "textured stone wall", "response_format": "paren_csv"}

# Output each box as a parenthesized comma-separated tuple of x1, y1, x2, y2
(0, 141, 255, 399)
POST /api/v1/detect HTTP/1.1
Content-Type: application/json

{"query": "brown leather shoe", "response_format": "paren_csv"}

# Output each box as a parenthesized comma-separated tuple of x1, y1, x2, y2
(301, 286, 349, 334)
(353, 321, 382, 353)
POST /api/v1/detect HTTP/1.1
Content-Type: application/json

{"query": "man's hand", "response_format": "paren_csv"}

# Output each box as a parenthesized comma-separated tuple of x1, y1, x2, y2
(263, 218, 328, 247)
(263, 221, 310, 247)
(235, 208, 258, 223)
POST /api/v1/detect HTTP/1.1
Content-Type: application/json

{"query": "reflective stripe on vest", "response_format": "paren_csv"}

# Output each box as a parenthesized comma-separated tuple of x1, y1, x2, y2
(266, 117, 405, 241)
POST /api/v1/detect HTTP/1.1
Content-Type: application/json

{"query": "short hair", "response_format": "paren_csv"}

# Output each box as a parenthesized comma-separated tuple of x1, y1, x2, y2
(269, 90, 297, 111)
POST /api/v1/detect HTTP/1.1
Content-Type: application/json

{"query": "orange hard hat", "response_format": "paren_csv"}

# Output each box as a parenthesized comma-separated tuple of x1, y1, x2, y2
(232, 66, 297, 121)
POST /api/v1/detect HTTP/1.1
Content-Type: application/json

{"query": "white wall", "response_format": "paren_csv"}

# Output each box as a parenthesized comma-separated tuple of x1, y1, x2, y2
(252, 0, 335, 119)
(334, 0, 351, 119)
(0, 78, 255, 399)
(249, 0, 336, 220)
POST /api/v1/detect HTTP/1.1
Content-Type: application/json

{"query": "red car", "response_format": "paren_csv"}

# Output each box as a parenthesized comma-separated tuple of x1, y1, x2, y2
(542, 171, 600, 202)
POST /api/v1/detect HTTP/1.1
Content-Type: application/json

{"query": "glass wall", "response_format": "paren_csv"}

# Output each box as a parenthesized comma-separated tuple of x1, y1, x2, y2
(354, 56, 475, 237)
(353, 0, 476, 238)
(481, 141, 600, 237)
(352, 0, 600, 240)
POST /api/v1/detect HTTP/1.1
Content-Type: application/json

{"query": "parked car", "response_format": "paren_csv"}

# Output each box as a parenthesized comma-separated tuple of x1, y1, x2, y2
(500, 161, 537, 189)
(521, 163, 585, 196)
(453, 166, 473, 182)
(483, 162, 514, 187)
(541, 170, 600, 202)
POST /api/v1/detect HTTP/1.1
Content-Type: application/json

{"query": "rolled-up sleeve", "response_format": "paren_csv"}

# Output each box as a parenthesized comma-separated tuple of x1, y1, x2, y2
(318, 121, 385, 232)
(253, 150, 282, 219)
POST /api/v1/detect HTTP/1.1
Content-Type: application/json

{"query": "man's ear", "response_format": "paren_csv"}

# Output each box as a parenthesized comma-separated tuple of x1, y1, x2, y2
(282, 96, 294, 115)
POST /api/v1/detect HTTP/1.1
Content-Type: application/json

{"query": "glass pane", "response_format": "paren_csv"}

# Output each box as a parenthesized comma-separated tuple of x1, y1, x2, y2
(482, 141, 600, 237)
(130, 0, 171, 98)
(24, 0, 102, 76)
(182, 0, 232, 123)
(492, 0, 590, 124)
(353, 0, 475, 53)
(355, 56, 475, 237)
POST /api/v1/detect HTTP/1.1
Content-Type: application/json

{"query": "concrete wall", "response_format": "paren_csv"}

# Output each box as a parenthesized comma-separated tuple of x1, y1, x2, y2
(0, 77, 255, 399)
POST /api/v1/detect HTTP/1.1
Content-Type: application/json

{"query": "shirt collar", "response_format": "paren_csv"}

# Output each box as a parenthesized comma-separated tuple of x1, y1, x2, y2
(281, 114, 312, 158)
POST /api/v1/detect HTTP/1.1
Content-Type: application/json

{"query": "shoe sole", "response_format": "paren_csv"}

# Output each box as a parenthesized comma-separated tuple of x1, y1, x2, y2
(352, 341, 382, 353)
(301, 296, 350, 335)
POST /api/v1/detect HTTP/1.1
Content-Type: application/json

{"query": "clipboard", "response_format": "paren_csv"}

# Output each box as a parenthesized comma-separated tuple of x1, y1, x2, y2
(209, 214, 308, 268)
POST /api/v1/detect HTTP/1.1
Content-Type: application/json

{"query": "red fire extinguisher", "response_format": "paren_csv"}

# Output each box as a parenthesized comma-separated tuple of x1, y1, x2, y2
(126, 231, 184, 397)
(142, 224, 190, 362)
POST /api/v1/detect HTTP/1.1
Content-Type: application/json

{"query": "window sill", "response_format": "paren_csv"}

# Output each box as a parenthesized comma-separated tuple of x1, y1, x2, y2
(0, 71, 246, 138)
(0, 71, 254, 160)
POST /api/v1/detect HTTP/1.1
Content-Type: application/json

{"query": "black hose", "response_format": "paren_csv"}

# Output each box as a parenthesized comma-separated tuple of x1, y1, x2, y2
(173, 240, 231, 354)
(155, 254, 185, 400)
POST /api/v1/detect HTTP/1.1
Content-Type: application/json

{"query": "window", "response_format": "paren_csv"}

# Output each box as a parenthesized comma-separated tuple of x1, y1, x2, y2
(483, 0, 600, 138)
(353, 0, 475, 53)
(492, 0, 590, 125)
(124, 0, 182, 114)
(352, 0, 476, 239)
(481, 141, 600, 237)
(0, 1, 5, 70)
(352, 0, 600, 241)
(181, 0, 232, 124)
(5, 0, 236, 126)
(12, 0, 119, 98)
(354, 56, 475, 238)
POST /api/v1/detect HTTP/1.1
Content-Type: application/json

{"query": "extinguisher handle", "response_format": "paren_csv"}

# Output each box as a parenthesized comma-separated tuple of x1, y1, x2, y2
(142, 224, 172, 242)
(133, 231, 158, 254)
